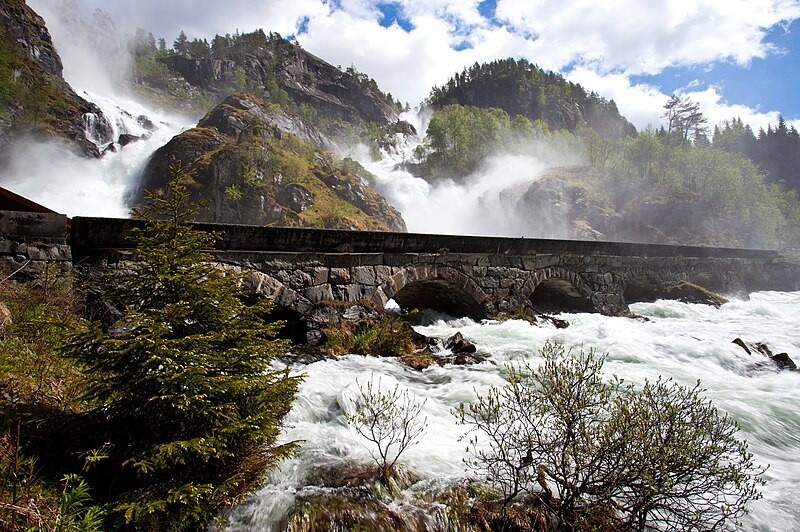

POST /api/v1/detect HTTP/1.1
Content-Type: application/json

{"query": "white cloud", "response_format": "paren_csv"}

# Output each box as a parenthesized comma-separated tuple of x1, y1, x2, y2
(52, 0, 328, 42)
(567, 68, 783, 132)
(60, 0, 800, 128)
(684, 86, 782, 132)
(494, 0, 800, 74)
(566, 68, 668, 129)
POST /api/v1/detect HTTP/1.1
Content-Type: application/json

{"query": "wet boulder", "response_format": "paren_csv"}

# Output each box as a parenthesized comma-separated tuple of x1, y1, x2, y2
(445, 331, 477, 354)
(733, 338, 798, 373)
(770, 353, 798, 372)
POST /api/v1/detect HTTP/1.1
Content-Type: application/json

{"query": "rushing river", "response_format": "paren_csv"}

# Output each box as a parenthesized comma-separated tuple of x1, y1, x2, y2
(225, 290, 800, 531)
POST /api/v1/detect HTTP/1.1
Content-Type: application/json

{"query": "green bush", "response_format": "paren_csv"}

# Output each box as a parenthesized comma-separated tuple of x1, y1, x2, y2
(323, 314, 419, 357)
(458, 343, 765, 531)
(346, 377, 427, 487)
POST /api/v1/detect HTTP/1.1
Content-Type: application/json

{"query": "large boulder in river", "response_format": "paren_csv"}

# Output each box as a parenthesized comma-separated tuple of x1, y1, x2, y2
(444, 332, 477, 354)
(133, 93, 406, 232)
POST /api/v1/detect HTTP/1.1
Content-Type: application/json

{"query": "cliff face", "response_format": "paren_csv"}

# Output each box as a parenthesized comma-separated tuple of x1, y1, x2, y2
(135, 93, 406, 232)
(0, 0, 108, 156)
(153, 33, 399, 127)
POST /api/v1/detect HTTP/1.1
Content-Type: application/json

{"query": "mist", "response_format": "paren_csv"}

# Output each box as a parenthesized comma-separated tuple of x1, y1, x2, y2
(0, 1, 191, 217)
(357, 111, 581, 239)
(28, 0, 132, 97)
(366, 154, 562, 237)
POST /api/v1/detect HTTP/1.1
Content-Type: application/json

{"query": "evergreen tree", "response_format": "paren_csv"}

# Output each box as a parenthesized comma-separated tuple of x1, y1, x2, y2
(663, 94, 707, 144)
(173, 30, 190, 57)
(63, 166, 301, 530)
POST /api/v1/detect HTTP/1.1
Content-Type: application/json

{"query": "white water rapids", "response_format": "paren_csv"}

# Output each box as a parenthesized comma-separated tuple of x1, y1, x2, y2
(225, 291, 800, 531)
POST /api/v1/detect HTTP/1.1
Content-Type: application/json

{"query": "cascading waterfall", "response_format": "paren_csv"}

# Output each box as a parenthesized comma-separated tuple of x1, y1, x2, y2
(1, 90, 188, 217)
(358, 112, 570, 238)
(4, 0, 193, 217)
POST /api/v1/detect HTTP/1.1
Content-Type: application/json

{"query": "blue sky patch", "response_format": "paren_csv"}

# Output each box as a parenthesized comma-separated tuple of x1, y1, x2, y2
(632, 20, 800, 121)
(376, 2, 413, 31)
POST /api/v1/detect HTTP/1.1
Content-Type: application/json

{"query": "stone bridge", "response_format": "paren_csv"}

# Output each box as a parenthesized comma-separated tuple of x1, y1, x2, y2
(3, 212, 798, 343)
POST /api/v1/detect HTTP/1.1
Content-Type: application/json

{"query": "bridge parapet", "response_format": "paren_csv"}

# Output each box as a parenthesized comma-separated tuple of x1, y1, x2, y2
(0, 210, 72, 280)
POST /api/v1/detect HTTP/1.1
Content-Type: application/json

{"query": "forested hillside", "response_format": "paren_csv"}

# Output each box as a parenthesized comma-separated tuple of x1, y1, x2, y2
(428, 58, 636, 139)
(714, 116, 800, 192)
(412, 93, 800, 248)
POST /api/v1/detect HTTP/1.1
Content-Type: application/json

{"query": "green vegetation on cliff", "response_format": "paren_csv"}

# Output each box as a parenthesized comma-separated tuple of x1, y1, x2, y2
(413, 104, 581, 178)
(0, 0, 102, 155)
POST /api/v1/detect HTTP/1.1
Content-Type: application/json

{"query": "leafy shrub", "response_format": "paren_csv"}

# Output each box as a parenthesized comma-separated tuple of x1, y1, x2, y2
(323, 314, 419, 357)
(346, 377, 427, 487)
(458, 342, 765, 531)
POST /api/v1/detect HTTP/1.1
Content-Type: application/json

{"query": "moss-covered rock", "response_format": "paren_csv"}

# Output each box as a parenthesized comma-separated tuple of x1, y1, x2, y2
(667, 281, 729, 307)
(134, 93, 406, 231)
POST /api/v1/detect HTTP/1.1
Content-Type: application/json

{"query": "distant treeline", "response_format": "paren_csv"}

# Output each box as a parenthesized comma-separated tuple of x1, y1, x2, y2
(714, 116, 800, 192)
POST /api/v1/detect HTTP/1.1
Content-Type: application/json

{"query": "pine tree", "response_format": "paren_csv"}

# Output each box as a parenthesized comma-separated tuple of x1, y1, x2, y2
(173, 30, 190, 57)
(64, 165, 301, 530)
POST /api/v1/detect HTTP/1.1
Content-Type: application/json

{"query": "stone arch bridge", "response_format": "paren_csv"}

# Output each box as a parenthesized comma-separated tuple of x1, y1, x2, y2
(62, 217, 800, 342)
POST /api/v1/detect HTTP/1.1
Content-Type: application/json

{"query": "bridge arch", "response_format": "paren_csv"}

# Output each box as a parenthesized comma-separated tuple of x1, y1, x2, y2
(522, 267, 598, 313)
(372, 264, 490, 319)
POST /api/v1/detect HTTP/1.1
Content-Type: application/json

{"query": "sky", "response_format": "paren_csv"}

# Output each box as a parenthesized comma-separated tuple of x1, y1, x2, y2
(39, 0, 800, 132)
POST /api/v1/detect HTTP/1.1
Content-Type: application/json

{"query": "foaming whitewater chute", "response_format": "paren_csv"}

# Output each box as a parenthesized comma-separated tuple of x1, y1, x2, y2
(2, 0, 193, 217)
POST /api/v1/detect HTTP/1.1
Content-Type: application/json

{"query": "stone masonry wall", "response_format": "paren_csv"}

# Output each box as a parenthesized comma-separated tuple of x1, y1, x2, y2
(0, 211, 71, 280)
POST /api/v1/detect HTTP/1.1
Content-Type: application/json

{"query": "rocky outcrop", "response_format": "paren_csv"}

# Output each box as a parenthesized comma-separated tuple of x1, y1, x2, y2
(0, 0, 108, 157)
(154, 33, 399, 127)
(134, 93, 406, 232)
(198, 92, 340, 152)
